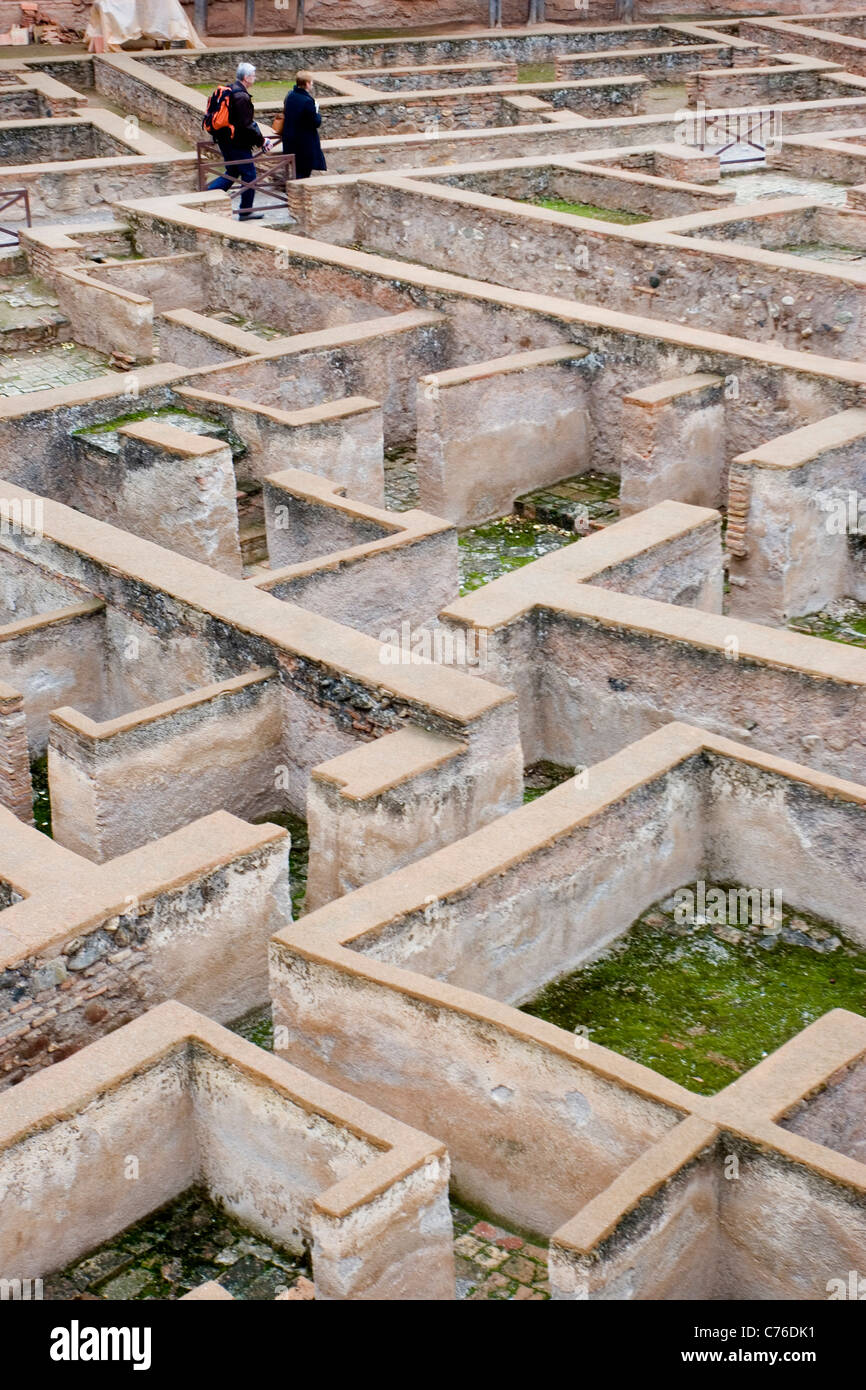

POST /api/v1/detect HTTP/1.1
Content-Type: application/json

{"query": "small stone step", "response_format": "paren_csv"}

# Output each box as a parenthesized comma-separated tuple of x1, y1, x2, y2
(239, 523, 268, 565)
(0, 250, 27, 277)
(0, 274, 70, 353)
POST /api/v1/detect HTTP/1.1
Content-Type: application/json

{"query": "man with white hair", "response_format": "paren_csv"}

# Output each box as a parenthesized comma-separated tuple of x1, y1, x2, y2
(204, 61, 265, 220)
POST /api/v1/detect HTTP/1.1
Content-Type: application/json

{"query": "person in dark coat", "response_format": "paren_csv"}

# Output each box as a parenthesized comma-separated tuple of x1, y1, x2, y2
(281, 72, 326, 180)
(207, 62, 265, 220)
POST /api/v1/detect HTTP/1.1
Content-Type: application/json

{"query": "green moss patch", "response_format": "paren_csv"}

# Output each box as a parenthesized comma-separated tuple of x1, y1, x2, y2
(229, 1003, 274, 1051)
(521, 885, 866, 1094)
(459, 515, 576, 594)
(780, 242, 866, 263)
(789, 598, 866, 648)
(253, 809, 308, 919)
(530, 196, 650, 225)
(518, 62, 556, 84)
(73, 406, 247, 461)
(523, 761, 575, 804)
(31, 755, 51, 838)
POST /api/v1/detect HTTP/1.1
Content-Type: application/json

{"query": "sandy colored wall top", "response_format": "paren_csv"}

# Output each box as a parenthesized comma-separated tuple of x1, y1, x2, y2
(733, 406, 866, 469)
(280, 723, 866, 958)
(116, 191, 866, 389)
(0, 808, 287, 965)
(553, 1007, 866, 1259)
(0, 480, 514, 729)
(442, 500, 720, 628)
(0, 999, 446, 1221)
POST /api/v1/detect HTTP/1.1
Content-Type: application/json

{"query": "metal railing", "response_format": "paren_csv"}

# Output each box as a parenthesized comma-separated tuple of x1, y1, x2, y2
(196, 143, 296, 215)
(0, 188, 31, 248)
(681, 108, 782, 165)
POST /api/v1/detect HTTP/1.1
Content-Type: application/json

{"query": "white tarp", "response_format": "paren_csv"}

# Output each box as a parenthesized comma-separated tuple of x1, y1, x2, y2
(86, 0, 204, 50)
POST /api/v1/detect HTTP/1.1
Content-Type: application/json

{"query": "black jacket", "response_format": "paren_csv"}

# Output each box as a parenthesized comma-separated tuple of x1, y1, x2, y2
(281, 85, 326, 179)
(216, 81, 264, 158)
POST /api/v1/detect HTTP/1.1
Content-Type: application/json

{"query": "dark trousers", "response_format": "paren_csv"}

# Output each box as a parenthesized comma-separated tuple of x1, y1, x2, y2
(207, 156, 257, 211)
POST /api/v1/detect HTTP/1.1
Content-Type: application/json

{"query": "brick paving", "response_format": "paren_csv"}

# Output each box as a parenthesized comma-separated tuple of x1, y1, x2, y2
(40, 1186, 547, 1302)
(0, 340, 119, 396)
(451, 1203, 549, 1300)
(514, 469, 620, 532)
(43, 1187, 312, 1301)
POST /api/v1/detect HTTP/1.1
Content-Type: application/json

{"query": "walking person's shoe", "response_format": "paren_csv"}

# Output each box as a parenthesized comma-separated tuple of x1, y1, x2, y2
(238, 211, 264, 220)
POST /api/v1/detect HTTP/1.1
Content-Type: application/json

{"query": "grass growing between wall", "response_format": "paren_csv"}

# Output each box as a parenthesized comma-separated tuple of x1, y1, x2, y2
(518, 62, 556, 83)
(521, 885, 866, 1095)
(529, 196, 650, 224)
(192, 80, 290, 102)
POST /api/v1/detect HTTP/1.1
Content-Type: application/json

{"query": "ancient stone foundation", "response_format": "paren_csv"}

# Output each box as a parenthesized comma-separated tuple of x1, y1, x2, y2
(0, 8, 865, 1307)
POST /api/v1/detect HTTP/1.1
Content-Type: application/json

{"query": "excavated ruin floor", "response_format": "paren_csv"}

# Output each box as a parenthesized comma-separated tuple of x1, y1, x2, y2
(720, 169, 850, 205)
(789, 597, 866, 646)
(781, 242, 866, 263)
(451, 1205, 549, 1300)
(644, 82, 688, 116)
(226, 1006, 550, 1299)
(208, 310, 286, 339)
(522, 884, 866, 1095)
(459, 516, 577, 593)
(515, 469, 620, 529)
(42, 1180, 549, 1301)
(384, 447, 620, 593)
(459, 471, 620, 593)
(43, 1187, 313, 1301)
(531, 197, 650, 224)
(384, 441, 420, 510)
(0, 340, 118, 395)
(0, 273, 66, 346)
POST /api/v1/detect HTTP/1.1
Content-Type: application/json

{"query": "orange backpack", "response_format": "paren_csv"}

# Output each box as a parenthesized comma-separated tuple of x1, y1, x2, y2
(203, 85, 234, 138)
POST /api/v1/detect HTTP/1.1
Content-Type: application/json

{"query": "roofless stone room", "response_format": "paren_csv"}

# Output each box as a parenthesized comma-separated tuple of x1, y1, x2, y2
(0, 0, 864, 1355)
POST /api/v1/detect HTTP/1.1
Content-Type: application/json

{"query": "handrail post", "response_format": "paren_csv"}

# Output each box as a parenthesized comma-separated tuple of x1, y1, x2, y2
(0, 189, 30, 247)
